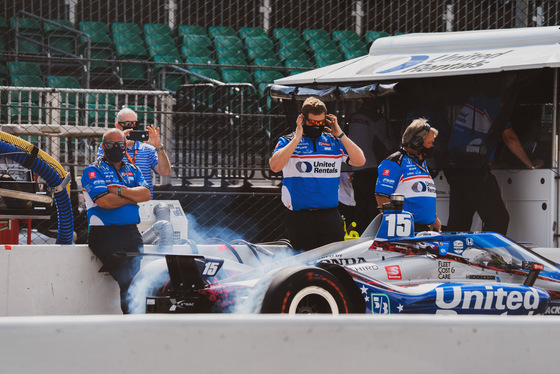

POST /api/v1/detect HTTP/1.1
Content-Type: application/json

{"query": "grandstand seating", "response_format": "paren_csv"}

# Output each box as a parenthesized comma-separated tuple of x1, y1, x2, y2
(46, 75, 81, 124)
(78, 21, 119, 87)
(284, 59, 313, 75)
(10, 17, 44, 56)
(6, 74, 45, 123)
(208, 26, 237, 38)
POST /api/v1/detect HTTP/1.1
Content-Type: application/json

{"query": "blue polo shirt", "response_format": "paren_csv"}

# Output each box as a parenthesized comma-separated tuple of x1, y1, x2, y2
(375, 149, 437, 225)
(273, 133, 348, 211)
(81, 157, 149, 226)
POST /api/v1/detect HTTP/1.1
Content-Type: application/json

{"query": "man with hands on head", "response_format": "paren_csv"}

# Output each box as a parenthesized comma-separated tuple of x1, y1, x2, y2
(270, 97, 365, 251)
(98, 107, 171, 197)
(83, 128, 151, 314)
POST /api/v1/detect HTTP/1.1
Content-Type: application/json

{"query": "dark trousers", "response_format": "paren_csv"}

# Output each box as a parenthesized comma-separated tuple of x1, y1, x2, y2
(444, 168, 509, 235)
(352, 168, 379, 235)
(284, 207, 345, 251)
(88, 224, 144, 314)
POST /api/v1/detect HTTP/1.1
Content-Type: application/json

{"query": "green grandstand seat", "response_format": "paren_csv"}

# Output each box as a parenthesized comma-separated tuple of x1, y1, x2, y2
(114, 42, 150, 87)
(181, 44, 213, 60)
(189, 66, 221, 83)
(221, 69, 252, 84)
(10, 17, 43, 55)
(46, 75, 81, 124)
(6, 74, 45, 123)
(246, 46, 277, 62)
(112, 30, 144, 45)
(208, 26, 237, 38)
(239, 27, 267, 39)
(213, 35, 243, 50)
(0, 63, 7, 85)
(147, 41, 180, 60)
(112, 22, 142, 37)
(153, 55, 186, 92)
(244, 36, 273, 51)
(218, 57, 247, 69)
(312, 49, 343, 64)
(308, 37, 338, 52)
(44, 19, 78, 57)
(186, 56, 215, 66)
(144, 23, 173, 38)
(216, 45, 247, 60)
(338, 38, 368, 55)
(253, 70, 284, 86)
(178, 24, 207, 42)
(343, 49, 367, 60)
(302, 29, 331, 43)
(284, 59, 313, 75)
(365, 30, 390, 44)
(8, 61, 42, 77)
(272, 28, 300, 42)
(315, 58, 341, 68)
(278, 47, 308, 62)
(182, 34, 212, 49)
(278, 37, 307, 52)
(85, 93, 116, 127)
(331, 30, 361, 44)
(78, 21, 114, 72)
(254, 57, 282, 68)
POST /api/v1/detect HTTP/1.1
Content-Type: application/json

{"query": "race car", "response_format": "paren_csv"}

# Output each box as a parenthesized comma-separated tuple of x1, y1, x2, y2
(125, 195, 559, 315)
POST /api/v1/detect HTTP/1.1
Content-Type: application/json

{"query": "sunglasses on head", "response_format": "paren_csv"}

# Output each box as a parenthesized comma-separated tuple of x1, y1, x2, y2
(118, 121, 138, 128)
(103, 141, 126, 150)
(305, 118, 326, 126)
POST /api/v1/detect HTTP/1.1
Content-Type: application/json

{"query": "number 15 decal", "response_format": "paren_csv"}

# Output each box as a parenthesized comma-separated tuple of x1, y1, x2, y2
(384, 214, 412, 237)
(202, 261, 220, 276)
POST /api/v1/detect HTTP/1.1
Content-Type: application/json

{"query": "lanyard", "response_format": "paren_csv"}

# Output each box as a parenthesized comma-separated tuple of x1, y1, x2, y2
(125, 148, 138, 164)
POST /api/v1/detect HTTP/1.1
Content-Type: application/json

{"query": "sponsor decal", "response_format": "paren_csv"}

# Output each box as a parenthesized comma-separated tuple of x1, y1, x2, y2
(453, 240, 464, 250)
(88, 171, 97, 179)
(318, 142, 330, 147)
(312, 161, 337, 174)
(466, 238, 474, 246)
(411, 181, 427, 193)
(352, 264, 379, 272)
(544, 305, 560, 315)
(466, 275, 496, 280)
(385, 265, 402, 280)
(437, 260, 455, 279)
(377, 55, 430, 74)
(320, 257, 367, 265)
(382, 169, 390, 176)
(370, 293, 391, 314)
(435, 285, 540, 311)
(295, 161, 313, 173)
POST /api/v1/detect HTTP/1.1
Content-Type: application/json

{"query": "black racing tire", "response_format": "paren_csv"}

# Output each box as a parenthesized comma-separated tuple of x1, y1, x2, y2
(260, 266, 350, 314)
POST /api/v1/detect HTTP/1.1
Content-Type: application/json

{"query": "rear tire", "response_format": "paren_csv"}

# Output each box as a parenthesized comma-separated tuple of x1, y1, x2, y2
(260, 266, 350, 314)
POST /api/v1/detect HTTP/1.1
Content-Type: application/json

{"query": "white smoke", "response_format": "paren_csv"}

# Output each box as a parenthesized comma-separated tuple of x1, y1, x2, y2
(127, 258, 169, 314)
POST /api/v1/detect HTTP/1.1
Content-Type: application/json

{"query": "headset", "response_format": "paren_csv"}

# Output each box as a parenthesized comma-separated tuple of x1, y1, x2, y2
(409, 123, 431, 151)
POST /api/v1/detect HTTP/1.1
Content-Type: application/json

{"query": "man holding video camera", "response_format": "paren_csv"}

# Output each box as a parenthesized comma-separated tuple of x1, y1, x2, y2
(97, 107, 171, 197)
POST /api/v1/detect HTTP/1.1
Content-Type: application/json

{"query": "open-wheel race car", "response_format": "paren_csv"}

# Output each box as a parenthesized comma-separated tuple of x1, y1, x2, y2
(123, 195, 560, 315)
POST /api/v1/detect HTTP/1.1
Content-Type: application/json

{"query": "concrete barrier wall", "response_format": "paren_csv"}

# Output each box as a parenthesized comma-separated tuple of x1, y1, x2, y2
(1, 314, 560, 374)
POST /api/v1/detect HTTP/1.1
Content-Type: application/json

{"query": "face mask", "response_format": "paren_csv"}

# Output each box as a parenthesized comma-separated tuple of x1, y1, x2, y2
(303, 125, 325, 139)
(421, 146, 434, 159)
(105, 147, 125, 163)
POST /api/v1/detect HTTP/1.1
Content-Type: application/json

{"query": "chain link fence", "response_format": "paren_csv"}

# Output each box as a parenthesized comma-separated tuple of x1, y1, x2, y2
(1, 0, 560, 244)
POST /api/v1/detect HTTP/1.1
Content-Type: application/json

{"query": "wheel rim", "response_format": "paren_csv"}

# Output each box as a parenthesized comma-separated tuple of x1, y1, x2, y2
(288, 286, 340, 314)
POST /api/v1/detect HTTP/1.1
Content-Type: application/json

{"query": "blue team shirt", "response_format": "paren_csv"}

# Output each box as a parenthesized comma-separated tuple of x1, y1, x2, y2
(448, 91, 509, 157)
(273, 133, 348, 211)
(81, 158, 150, 226)
(375, 149, 437, 225)
(97, 141, 158, 196)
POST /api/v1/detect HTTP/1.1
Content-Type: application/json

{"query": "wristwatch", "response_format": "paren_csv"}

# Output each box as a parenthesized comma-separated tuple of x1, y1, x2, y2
(155, 145, 165, 151)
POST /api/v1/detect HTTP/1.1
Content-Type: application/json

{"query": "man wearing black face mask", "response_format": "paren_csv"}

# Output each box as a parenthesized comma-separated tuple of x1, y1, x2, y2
(375, 118, 441, 232)
(270, 97, 365, 251)
(82, 128, 151, 313)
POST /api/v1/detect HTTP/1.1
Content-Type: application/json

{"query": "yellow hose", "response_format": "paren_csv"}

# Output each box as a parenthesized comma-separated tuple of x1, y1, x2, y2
(0, 131, 70, 196)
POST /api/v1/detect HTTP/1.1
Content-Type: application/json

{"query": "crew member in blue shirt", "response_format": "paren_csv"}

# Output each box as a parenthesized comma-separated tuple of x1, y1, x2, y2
(97, 107, 171, 197)
(83, 128, 151, 313)
(270, 97, 365, 251)
(375, 118, 441, 232)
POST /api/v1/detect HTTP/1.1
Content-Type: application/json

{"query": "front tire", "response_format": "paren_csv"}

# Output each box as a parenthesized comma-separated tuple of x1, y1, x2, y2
(260, 266, 350, 314)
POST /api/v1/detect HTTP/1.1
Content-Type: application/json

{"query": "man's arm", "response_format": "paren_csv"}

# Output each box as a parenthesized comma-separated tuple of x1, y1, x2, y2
(96, 186, 151, 209)
(147, 125, 171, 176)
(269, 115, 304, 173)
(501, 128, 536, 169)
(327, 114, 366, 167)
(375, 195, 390, 213)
